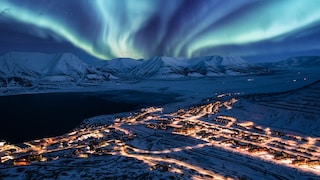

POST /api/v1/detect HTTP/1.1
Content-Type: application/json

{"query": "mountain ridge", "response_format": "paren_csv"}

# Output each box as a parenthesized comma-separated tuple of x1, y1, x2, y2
(130, 55, 266, 78)
(0, 52, 318, 83)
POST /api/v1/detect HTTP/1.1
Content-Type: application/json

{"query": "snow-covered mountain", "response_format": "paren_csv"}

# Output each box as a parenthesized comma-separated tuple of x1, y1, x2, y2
(94, 58, 143, 76)
(131, 56, 265, 78)
(2, 52, 317, 88)
(130, 56, 189, 78)
(0, 52, 110, 87)
(262, 56, 320, 69)
(188, 56, 264, 76)
(0, 52, 94, 79)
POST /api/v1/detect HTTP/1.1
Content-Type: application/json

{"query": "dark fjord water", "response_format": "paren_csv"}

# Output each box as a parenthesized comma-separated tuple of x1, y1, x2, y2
(0, 91, 177, 143)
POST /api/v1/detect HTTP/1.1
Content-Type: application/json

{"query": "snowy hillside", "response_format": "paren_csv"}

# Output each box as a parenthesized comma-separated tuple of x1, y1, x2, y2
(1, 90, 320, 179)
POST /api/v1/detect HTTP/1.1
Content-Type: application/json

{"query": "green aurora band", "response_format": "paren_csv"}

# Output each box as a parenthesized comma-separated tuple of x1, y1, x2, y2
(1, 0, 320, 60)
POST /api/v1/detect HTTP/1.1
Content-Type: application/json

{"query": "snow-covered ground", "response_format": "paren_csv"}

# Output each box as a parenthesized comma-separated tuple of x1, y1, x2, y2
(0, 53, 320, 179)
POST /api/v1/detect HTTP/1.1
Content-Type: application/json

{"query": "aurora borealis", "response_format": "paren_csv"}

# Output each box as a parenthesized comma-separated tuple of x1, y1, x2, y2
(0, 0, 319, 61)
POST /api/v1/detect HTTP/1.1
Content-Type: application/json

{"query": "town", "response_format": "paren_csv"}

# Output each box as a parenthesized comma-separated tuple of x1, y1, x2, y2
(1, 97, 320, 178)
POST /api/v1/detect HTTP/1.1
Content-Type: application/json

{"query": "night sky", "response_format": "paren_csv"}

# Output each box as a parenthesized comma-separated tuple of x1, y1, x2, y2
(0, 0, 319, 62)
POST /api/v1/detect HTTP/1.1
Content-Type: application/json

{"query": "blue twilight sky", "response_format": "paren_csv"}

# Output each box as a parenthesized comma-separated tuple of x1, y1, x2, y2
(0, 0, 319, 62)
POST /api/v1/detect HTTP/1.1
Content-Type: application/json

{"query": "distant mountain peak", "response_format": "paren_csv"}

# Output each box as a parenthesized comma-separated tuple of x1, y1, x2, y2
(271, 56, 320, 67)
(128, 55, 262, 78)
(190, 55, 249, 66)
